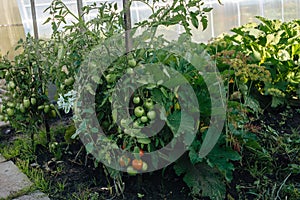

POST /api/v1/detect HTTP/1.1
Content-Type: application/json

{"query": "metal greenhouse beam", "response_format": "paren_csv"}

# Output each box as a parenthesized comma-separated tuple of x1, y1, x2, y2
(30, 0, 38, 39)
(123, 0, 132, 53)
(77, 0, 84, 21)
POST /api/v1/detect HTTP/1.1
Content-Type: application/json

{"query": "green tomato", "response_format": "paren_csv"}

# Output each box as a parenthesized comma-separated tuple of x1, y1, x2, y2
(64, 77, 75, 86)
(133, 96, 140, 104)
(144, 98, 154, 110)
(141, 116, 148, 123)
(128, 59, 137, 67)
(30, 97, 37, 105)
(50, 110, 56, 118)
(6, 108, 14, 116)
(7, 102, 15, 108)
(142, 161, 148, 171)
(120, 119, 127, 128)
(105, 74, 116, 83)
(147, 110, 156, 120)
(133, 120, 140, 128)
(126, 68, 134, 75)
(19, 104, 26, 113)
(0, 104, 4, 113)
(0, 115, 4, 121)
(102, 121, 110, 129)
(23, 98, 30, 108)
(38, 105, 45, 110)
(3, 116, 8, 122)
(12, 92, 17, 99)
(8, 81, 16, 90)
(134, 106, 145, 117)
(127, 53, 134, 60)
(44, 105, 50, 113)
(127, 166, 137, 176)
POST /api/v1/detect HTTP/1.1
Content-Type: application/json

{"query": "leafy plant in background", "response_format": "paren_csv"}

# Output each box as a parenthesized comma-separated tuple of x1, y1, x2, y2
(229, 17, 300, 107)
(204, 17, 300, 199)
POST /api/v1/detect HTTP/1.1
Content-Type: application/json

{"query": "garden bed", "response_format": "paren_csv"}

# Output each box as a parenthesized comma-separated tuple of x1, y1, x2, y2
(0, 1, 300, 199)
(1, 104, 299, 199)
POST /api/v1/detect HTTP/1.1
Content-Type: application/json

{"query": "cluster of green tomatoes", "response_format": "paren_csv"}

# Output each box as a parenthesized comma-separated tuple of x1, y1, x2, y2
(0, 80, 57, 122)
(132, 96, 156, 127)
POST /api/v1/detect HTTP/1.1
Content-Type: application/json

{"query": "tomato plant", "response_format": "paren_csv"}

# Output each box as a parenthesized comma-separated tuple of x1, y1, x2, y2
(210, 17, 300, 108)
(0, 37, 61, 147)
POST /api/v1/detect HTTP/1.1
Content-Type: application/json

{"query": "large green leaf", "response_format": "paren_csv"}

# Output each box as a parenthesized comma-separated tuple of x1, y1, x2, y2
(174, 155, 226, 199)
(166, 111, 196, 145)
(207, 145, 241, 182)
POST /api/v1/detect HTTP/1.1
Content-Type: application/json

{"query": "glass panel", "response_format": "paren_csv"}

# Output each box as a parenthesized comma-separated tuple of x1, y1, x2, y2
(263, 0, 282, 20)
(17, 0, 34, 35)
(17, 0, 79, 38)
(213, 1, 239, 37)
(284, 0, 300, 21)
(15, 0, 300, 41)
(36, 0, 78, 38)
(131, 1, 152, 25)
(83, 0, 122, 22)
(239, 0, 262, 24)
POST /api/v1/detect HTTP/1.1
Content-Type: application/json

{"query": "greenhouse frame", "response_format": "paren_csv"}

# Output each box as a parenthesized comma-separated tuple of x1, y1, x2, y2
(0, 0, 300, 199)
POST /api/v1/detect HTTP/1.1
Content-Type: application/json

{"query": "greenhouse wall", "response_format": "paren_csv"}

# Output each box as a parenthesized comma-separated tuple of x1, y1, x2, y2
(0, 0, 25, 59)
(16, 0, 300, 41)
(1, 0, 300, 57)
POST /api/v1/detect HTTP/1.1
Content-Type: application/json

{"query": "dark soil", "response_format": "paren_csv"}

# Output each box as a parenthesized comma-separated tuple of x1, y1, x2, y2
(0, 122, 194, 200)
(1, 105, 299, 200)
(226, 105, 300, 200)
(36, 141, 194, 200)
(261, 105, 300, 134)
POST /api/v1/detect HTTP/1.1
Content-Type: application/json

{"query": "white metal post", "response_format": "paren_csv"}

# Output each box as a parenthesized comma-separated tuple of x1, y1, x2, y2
(30, 0, 38, 39)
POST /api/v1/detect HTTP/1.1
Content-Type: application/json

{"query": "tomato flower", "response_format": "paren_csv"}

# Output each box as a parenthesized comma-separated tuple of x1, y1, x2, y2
(57, 90, 77, 113)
